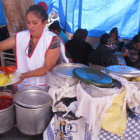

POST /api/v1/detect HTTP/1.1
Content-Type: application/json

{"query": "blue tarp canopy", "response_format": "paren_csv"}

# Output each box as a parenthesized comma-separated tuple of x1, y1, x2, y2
(0, 0, 140, 39)
(0, 0, 7, 25)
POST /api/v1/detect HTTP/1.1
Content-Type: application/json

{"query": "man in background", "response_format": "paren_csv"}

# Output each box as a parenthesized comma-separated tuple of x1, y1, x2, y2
(49, 21, 69, 44)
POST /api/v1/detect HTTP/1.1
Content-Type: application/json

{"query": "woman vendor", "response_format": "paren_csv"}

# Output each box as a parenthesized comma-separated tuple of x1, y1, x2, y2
(0, 5, 69, 90)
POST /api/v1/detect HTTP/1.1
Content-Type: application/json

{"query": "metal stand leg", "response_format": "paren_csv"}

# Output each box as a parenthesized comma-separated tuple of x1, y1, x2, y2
(0, 52, 5, 66)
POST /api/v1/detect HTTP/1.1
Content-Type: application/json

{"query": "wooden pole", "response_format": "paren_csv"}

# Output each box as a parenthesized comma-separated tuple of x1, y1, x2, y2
(2, 0, 34, 36)
(1, 0, 34, 66)
(64, 0, 68, 33)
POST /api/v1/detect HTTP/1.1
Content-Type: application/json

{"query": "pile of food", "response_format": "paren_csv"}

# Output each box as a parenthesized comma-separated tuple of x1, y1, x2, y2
(0, 94, 13, 110)
(0, 65, 16, 86)
(124, 76, 140, 82)
(0, 74, 10, 86)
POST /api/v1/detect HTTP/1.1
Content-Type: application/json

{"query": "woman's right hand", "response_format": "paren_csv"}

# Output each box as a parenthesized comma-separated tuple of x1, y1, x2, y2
(122, 48, 128, 57)
(15, 73, 27, 85)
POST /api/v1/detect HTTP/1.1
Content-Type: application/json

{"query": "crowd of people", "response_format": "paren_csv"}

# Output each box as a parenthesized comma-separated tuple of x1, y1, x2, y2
(47, 19, 140, 69)
(88, 28, 140, 69)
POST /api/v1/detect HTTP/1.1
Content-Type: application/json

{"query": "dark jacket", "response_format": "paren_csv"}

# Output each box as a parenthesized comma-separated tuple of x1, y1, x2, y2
(124, 42, 140, 68)
(66, 39, 92, 65)
(89, 45, 119, 67)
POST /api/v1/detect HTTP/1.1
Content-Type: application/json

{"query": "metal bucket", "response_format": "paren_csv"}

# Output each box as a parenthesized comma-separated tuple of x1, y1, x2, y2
(15, 103, 53, 135)
(0, 91, 15, 134)
(14, 89, 53, 135)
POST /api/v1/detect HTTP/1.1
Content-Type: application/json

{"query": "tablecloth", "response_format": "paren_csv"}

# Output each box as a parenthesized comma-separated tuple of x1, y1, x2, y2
(99, 112, 140, 140)
(44, 112, 140, 140)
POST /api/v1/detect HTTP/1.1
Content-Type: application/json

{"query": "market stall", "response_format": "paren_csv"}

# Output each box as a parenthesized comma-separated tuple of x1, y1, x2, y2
(0, 64, 140, 140)
(43, 65, 140, 140)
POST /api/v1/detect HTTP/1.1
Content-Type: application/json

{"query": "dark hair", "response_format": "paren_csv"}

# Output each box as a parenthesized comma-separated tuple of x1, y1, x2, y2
(37, 2, 48, 12)
(26, 5, 48, 23)
(73, 28, 88, 41)
(100, 33, 111, 45)
(48, 21, 61, 32)
(110, 27, 118, 38)
(132, 34, 140, 43)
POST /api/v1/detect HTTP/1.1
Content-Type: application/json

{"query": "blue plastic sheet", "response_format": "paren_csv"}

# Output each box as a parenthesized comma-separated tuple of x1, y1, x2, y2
(0, 0, 7, 25)
(0, 0, 140, 39)
(52, 0, 140, 39)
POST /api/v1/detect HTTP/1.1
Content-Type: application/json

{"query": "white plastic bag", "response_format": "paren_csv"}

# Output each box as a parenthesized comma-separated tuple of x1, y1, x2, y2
(46, 72, 78, 105)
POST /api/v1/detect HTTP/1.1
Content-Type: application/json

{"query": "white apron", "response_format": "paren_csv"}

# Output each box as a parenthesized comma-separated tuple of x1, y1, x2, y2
(15, 30, 69, 90)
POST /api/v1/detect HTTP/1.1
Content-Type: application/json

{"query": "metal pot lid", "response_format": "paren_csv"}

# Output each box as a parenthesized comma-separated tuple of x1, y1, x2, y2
(52, 63, 88, 78)
(82, 79, 122, 89)
(74, 67, 113, 88)
(14, 89, 53, 109)
(80, 80, 122, 97)
(105, 65, 140, 78)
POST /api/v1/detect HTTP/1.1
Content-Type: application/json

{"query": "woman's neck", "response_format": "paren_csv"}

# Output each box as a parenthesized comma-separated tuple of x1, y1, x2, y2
(30, 36, 40, 49)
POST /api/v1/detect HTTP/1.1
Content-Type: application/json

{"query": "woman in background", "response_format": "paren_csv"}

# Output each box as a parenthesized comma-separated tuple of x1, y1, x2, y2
(48, 21, 69, 44)
(110, 27, 127, 65)
(66, 28, 92, 66)
(110, 27, 125, 51)
(89, 33, 119, 67)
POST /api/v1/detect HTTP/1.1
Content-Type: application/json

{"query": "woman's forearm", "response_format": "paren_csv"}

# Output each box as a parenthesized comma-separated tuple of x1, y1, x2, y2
(0, 37, 15, 51)
(23, 66, 49, 78)
(16, 66, 51, 85)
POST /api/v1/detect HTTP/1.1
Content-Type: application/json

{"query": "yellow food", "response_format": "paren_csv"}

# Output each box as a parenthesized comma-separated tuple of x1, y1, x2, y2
(131, 79, 136, 82)
(0, 74, 10, 86)
(123, 77, 131, 81)
(9, 74, 14, 79)
(133, 76, 140, 82)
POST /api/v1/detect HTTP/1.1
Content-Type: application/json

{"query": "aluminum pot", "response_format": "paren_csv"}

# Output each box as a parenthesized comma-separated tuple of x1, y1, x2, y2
(0, 91, 15, 134)
(51, 63, 88, 87)
(14, 89, 53, 135)
(15, 103, 53, 135)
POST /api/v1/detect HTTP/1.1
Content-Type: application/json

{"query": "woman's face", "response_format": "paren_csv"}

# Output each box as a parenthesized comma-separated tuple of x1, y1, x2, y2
(26, 12, 47, 38)
(111, 33, 117, 42)
(107, 38, 113, 47)
(134, 43, 140, 50)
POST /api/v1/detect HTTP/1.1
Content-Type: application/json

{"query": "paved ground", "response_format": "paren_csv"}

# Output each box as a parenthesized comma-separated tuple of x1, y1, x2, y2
(0, 126, 43, 140)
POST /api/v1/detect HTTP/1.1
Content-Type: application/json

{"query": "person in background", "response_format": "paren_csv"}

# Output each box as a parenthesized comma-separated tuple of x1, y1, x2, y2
(0, 5, 68, 90)
(89, 33, 119, 67)
(110, 27, 127, 65)
(48, 21, 69, 44)
(110, 27, 125, 51)
(124, 34, 140, 69)
(66, 28, 92, 66)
